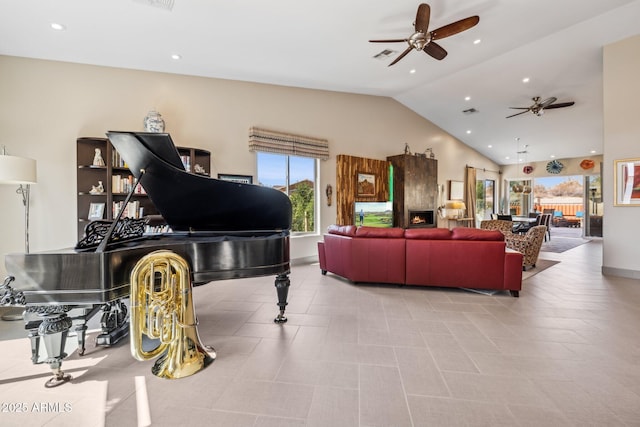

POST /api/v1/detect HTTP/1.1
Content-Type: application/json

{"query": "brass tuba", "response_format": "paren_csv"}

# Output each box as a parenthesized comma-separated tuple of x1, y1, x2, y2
(130, 250, 215, 379)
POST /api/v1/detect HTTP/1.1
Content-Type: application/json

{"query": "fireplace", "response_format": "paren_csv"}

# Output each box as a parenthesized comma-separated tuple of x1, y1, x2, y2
(408, 210, 435, 228)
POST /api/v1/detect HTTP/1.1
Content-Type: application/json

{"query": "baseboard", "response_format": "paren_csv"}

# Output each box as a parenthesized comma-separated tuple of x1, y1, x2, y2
(602, 266, 640, 280)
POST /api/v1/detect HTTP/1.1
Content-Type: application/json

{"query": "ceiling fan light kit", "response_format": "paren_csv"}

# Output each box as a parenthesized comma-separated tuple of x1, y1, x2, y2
(369, 3, 479, 66)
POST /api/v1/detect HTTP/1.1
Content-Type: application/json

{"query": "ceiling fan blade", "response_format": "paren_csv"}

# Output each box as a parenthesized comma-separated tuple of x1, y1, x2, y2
(539, 97, 557, 108)
(369, 39, 408, 43)
(545, 101, 575, 109)
(506, 110, 530, 118)
(388, 46, 413, 66)
(423, 41, 448, 60)
(508, 107, 530, 110)
(414, 3, 431, 32)
(431, 16, 479, 40)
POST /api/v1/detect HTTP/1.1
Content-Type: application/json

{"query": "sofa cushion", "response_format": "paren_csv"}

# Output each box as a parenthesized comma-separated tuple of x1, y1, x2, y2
(404, 228, 452, 240)
(327, 224, 357, 237)
(451, 227, 504, 241)
(356, 226, 405, 238)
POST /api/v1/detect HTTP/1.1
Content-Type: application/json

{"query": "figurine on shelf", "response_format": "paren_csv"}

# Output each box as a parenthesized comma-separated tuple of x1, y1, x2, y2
(93, 148, 105, 166)
(194, 164, 206, 175)
(89, 181, 105, 195)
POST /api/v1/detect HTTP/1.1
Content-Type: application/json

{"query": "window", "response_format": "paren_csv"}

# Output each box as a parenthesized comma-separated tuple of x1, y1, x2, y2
(257, 152, 317, 234)
(508, 179, 532, 215)
(476, 179, 495, 220)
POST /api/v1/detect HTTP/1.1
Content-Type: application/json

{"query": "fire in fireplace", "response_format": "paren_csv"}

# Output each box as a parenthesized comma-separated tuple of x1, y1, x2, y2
(408, 210, 435, 228)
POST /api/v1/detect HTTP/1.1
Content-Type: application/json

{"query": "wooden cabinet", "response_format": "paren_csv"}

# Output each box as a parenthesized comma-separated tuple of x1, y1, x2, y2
(76, 137, 210, 239)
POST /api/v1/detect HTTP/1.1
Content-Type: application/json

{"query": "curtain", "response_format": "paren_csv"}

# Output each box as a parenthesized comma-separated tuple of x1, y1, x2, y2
(248, 127, 329, 160)
(465, 166, 477, 227)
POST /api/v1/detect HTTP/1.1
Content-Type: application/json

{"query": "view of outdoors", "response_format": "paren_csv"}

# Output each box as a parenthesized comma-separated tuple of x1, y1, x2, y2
(532, 176, 584, 215)
(257, 152, 316, 233)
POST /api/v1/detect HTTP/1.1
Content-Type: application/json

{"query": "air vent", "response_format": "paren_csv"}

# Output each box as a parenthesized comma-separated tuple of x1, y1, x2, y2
(133, 0, 175, 11)
(462, 108, 478, 114)
(373, 49, 397, 60)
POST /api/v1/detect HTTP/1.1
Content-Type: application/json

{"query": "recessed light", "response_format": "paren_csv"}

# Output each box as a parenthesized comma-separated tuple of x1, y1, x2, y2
(464, 96, 471, 101)
(505, 156, 510, 160)
(50, 23, 66, 31)
(550, 154, 556, 158)
(466, 130, 471, 134)
(409, 69, 416, 74)
(488, 145, 492, 148)
(171, 54, 182, 60)
(522, 77, 530, 83)
(473, 39, 481, 45)
(590, 150, 596, 154)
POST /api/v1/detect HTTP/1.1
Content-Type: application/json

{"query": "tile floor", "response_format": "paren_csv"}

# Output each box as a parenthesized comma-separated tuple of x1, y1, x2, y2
(2, 238, 640, 426)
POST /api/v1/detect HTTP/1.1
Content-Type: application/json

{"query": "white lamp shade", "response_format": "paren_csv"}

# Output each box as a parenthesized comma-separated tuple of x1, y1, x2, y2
(0, 155, 37, 184)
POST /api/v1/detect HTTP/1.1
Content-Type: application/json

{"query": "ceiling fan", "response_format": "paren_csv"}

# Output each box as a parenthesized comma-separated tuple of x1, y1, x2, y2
(369, 3, 479, 66)
(506, 96, 575, 118)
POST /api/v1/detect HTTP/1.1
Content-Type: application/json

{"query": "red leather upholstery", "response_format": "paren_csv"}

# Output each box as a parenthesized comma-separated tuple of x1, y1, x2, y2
(318, 226, 522, 295)
(405, 240, 506, 288)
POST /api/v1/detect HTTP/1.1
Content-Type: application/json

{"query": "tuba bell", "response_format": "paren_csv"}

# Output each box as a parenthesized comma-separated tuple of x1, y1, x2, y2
(130, 250, 215, 379)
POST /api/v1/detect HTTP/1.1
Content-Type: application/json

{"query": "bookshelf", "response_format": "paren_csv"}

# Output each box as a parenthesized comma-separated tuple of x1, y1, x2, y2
(76, 137, 210, 239)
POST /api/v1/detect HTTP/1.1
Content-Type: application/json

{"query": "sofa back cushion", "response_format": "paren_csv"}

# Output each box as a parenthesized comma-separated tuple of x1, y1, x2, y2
(405, 239, 506, 289)
(327, 224, 357, 237)
(451, 227, 504, 241)
(356, 226, 405, 238)
(404, 228, 452, 240)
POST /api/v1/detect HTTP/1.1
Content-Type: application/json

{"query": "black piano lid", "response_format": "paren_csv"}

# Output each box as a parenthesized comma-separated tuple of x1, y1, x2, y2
(106, 131, 292, 233)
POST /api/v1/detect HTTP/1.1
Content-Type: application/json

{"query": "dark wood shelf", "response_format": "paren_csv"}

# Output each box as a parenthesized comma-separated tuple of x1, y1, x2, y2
(77, 137, 210, 239)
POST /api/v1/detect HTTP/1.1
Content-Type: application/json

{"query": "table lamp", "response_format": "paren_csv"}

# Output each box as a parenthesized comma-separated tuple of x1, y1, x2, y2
(444, 200, 466, 219)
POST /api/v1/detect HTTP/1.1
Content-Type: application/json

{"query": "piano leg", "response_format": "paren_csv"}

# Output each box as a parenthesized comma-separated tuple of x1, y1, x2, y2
(72, 304, 101, 356)
(24, 306, 74, 388)
(274, 273, 290, 323)
(26, 326, 40, 364)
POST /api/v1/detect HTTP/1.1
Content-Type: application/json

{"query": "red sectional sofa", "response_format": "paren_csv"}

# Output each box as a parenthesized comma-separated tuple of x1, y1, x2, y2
(317, 225, 523, 297)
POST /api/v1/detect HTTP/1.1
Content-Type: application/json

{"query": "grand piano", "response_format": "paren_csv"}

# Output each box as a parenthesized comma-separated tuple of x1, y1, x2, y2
(1, 131, 292, 387)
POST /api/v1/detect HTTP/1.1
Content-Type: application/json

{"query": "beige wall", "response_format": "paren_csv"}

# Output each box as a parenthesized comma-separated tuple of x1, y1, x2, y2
(602, 34, 640, 278)
(0, 55, 498, 274)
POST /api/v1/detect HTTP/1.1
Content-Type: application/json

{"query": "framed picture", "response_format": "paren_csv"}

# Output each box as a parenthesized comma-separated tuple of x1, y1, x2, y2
(218, 174, 253, 184)
(614, 158, 640, 206)
(88, 202, 105, 220)
(449, 180, 464, 200)
(357, 173, 376, 196)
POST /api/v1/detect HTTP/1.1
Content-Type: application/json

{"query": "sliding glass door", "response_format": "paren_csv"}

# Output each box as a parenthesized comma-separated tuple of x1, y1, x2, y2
(476, 179, 495, 220)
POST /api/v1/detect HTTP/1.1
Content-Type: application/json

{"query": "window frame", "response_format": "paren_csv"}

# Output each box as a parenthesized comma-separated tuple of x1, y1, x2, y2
(257, 152, 319, 236)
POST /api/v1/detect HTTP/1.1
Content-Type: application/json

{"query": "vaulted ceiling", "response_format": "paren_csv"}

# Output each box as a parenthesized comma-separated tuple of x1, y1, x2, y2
(1, 0, 638, 165)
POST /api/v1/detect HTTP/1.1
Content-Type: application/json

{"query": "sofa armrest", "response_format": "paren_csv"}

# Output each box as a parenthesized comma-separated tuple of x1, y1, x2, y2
(504, 249, 523, 291)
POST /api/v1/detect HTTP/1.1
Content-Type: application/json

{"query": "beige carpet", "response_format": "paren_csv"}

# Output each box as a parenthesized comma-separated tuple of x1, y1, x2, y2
(522, 258, 560, 280)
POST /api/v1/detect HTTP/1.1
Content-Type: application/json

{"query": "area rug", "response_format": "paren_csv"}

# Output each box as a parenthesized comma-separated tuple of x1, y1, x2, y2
(522, 258, 560, 280)
(540, 237, 591, 253)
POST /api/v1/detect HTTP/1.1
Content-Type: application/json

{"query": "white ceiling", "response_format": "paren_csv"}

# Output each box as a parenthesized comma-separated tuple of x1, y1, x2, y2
(1, 0, 639, 165)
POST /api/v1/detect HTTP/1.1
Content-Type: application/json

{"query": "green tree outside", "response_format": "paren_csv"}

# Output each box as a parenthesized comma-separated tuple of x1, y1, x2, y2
(290, 182, 314, 232)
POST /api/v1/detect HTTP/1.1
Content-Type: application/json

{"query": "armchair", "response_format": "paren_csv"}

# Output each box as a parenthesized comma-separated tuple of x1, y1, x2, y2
(480, 219, 514, 236)
(505, 225, 547, 271)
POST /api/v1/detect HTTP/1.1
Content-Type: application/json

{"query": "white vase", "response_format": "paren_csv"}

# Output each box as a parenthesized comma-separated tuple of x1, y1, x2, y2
(144, 110, 165, 133)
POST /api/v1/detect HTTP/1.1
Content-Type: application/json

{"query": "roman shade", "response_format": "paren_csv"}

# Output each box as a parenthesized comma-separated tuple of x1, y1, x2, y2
(248, 127, 329, 160)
